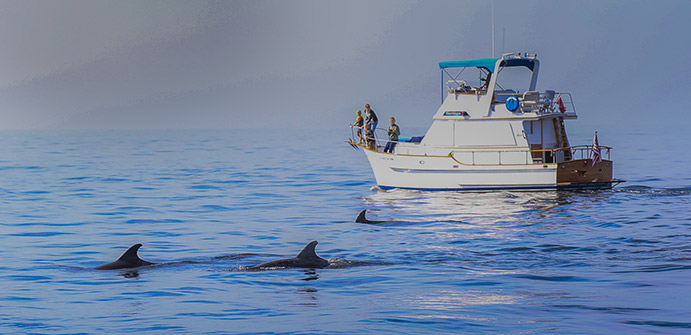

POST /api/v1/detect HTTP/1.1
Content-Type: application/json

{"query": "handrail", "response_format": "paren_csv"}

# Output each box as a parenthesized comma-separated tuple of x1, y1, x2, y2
(349, 125, 388, 150)
(554, 92, 576, 115)
(509, 90, 577, 117)
(348, 126, 611, 165)
(447, 145, 611, 166)
(567, 145, 612, 161)
(347, 138, 614, 167)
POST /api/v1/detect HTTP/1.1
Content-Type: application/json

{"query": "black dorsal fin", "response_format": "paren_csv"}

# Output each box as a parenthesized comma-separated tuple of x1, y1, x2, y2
(118, 243, 144, 262)
(356, 210, 368, 223)
(296, 241, 319, 259)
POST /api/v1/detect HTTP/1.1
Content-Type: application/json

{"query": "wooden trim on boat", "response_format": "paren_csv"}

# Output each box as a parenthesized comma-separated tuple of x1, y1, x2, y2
(556, 159, 613, 183)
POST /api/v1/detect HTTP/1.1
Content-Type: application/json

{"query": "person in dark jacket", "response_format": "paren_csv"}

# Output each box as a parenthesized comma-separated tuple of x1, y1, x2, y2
(364, 103, 378, 132)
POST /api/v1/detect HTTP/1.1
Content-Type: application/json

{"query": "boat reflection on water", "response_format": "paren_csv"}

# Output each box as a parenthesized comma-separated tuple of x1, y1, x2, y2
(360, 187, 616, 226)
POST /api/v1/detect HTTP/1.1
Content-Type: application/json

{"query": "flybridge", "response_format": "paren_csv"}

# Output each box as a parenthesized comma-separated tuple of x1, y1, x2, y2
(438, 52, 541, 104)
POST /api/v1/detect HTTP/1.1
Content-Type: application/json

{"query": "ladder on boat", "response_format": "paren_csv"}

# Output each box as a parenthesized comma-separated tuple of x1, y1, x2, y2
(553, 117, 572, 161)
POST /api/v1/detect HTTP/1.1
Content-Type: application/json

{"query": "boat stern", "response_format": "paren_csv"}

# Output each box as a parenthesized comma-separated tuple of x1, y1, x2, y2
(556, 159, 622, 189)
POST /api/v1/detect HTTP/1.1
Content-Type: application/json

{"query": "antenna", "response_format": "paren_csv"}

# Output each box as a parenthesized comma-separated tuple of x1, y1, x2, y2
(502, 27, 505, 55)
(491, 0, 495, 58)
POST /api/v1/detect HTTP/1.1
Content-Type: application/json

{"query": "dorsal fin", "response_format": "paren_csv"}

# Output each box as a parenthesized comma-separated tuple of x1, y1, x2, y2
(118, 243, 144, 262)
(356, 210, 368, 223)
(296, 241, 319, 259)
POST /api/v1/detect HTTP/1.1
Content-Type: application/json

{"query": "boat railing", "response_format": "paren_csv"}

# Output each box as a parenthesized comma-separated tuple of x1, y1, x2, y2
(548, 92, 577, 117)
(446, 79, 467, 92)
(348, 125, 611, 165)
(446, 80, 488, 95)
(448, 145, 612, 166)
(512, 90, 577, 117)
(348, 125, 385, 150)
(568, 145, 612, 161)
(348, 126, 420, 152)
(348, 126, 614, 165)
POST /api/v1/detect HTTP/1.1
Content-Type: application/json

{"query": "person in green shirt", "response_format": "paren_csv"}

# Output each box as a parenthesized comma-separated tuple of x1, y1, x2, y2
(384, 117, 400, 153)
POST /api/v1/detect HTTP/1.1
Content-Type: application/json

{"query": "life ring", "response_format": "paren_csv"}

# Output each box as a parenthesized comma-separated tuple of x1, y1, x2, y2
(505, 95, 519, 112)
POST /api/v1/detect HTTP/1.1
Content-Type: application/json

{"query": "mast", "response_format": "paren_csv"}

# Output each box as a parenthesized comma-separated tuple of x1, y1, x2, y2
(491, 0, 495, 57)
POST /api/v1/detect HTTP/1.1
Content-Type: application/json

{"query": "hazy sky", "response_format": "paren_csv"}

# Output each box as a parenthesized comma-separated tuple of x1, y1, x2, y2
(1, 0, 690, 129)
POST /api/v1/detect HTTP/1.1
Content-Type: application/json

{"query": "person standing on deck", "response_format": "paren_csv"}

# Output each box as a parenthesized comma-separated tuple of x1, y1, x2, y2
(349, 110, 364, 143)
(364, 123, 376, 151)
(364, 104, 378, 132)
(384, 117, 400, 153)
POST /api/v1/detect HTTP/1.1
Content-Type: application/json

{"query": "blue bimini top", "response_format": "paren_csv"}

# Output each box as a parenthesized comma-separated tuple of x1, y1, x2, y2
(438, 58, 500, 72)
(438, 58, 537, 73)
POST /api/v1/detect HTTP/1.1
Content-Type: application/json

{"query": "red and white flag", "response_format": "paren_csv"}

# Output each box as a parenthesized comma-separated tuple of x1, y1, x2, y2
(591, 131, 602, 167)
(557, 97, 567, 113)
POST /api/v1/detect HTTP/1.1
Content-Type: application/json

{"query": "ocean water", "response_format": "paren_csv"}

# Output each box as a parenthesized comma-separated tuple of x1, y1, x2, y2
(0, 126, 689, 334)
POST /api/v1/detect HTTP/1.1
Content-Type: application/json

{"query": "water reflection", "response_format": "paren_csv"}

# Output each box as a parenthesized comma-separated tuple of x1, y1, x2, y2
(361, 188, 618, 225)
(120, 270, 140, 279)
(299, 270, 319, 282)
(295, 289, 319, 307)
(401, 289, 520, 323)
(410, 289, 519, 308)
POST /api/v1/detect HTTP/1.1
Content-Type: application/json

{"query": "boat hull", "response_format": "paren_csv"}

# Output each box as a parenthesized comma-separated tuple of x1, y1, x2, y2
(363, 148, 616, 191)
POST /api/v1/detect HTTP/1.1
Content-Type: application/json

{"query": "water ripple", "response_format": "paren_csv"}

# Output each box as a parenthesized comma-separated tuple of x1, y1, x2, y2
(624, 320, 691, 329)
(0, 129, 689, 334)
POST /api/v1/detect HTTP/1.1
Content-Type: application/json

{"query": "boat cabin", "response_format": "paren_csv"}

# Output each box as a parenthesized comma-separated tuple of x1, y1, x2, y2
(422, 52, 578, 164)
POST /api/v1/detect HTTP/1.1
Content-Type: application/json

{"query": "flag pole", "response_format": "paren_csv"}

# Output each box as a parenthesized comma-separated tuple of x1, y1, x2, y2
(591, 131, 602, 167)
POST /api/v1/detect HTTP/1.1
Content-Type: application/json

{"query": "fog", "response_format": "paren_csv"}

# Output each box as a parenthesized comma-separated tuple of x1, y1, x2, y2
(1, 0, 689, 130)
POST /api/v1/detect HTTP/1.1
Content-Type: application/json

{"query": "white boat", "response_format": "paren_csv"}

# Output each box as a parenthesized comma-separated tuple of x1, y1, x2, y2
(349, 52, 623, 191)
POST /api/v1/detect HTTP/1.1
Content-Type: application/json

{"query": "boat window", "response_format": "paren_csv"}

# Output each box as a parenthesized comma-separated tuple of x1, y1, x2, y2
(494, 66, 533, 93)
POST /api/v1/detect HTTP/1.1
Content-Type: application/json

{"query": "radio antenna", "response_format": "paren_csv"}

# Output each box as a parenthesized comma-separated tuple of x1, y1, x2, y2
(502, 27, 505, 55)
(491, 0, 495, 57)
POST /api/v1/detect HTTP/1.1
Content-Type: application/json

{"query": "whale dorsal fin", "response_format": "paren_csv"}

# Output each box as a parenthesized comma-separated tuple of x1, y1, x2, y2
(296, 241, 319, 260)
(118, 243, 144, 262)
(356, 210, 368, 223)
